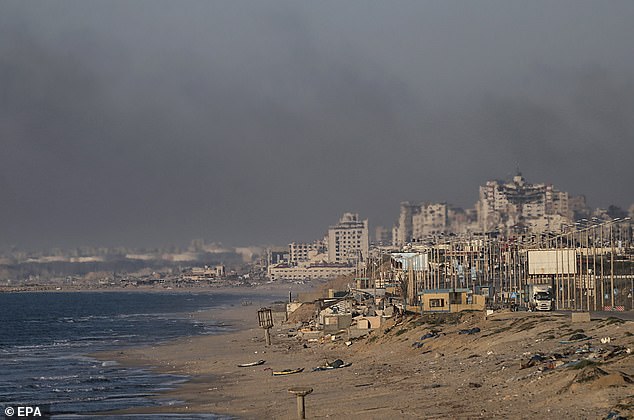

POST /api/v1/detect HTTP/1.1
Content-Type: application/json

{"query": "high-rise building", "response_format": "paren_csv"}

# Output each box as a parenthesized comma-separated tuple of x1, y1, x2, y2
(476, 173, 570, 233)
(327, 212, 369, 264)
(393, 202, 461, 245)
(374, 226, 391, 244)
(393, 202, 420, 246)
(412, 202, 448, 238)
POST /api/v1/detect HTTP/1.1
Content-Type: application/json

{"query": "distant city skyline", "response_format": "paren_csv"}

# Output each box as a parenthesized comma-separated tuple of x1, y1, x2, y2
(2, 1, 633, 249)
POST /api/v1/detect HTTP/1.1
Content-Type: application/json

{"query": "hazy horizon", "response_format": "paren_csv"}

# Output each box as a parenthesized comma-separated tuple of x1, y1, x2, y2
(2, 1, 633, 250)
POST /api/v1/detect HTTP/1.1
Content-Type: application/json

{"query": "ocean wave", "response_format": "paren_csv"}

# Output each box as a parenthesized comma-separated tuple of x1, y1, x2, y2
(36, 375, 80, 381)
(1, 291, 245, 417)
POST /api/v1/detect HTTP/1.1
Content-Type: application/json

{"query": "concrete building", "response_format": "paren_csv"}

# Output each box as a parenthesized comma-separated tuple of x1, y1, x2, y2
(267, 248, 289, 266)
(393, 202, 420, 246)
(476, 173, 571, 234)
(393, 202, 474, 244)
(266, 212, 368, 281)
(289, 241, 325, 265)
(412, 202, 448, 238)
(181, 264, 225, 281)
(569, 195, 591, 221)
(374, 226, 391, 245)
(327, 212, 369, 264)
(267, 261, 355, 281)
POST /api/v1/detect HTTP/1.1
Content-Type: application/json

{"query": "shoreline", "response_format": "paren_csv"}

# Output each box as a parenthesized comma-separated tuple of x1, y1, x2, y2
(92, 297, 291, 417)
(93, 302, 634, 419)
(0, 281, 316, 295)
(88, 282, 315, 417)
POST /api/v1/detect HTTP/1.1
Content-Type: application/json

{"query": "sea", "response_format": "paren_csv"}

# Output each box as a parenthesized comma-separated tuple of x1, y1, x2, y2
(0, 290, 274, 419)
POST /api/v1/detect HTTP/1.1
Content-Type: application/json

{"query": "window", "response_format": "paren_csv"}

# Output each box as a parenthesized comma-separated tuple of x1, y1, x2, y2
(429, 298, 445, 308)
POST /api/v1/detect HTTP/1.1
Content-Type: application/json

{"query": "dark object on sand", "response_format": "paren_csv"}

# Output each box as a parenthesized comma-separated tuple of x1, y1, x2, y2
(458, 327, 481, 335)
(559, 333, 591, 344)
(420, 332, 440, 340)
(312, 359, 352, 371)
(520, 353, 545, 369)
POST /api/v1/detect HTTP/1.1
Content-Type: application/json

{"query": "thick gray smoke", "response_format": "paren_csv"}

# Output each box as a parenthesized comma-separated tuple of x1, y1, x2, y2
(1, 1, 633, 249)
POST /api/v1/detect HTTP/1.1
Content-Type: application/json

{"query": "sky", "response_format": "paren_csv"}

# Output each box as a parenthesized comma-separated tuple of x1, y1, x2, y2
(1, 1, 634, 250)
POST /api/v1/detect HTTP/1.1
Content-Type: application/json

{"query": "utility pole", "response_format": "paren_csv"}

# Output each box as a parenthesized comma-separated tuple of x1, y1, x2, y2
(611, 222, 615, 308)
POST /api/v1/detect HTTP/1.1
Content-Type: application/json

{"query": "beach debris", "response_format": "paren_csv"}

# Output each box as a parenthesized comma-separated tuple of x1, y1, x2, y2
(420, 331, 441, 341)
(237, 359, 265, 367)
(605, 412, 627, 420)
(273, 368, 304, 376)
(520, 353, 545, 369)
(312, 359, 352, 371)
(458, 327, 481, 335)
(542, 360, 566, 371)
(411, 341, 424, 349)
(604, 346, 632, 360)
(468, 382, 482, 388)
(601, 337, 612, 344)
(288, 386, 313, 419)
(560, 333, 591, 344)
(345, 341, 352, 346)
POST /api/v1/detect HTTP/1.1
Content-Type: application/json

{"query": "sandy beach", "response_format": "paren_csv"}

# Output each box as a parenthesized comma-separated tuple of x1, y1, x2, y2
(96, 289, 634, 419)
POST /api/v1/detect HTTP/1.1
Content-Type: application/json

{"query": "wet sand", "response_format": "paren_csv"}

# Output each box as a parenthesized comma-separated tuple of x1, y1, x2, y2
(97, 296, 634, 419)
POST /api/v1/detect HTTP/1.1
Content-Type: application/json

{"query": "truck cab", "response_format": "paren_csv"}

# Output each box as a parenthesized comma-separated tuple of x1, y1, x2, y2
(526, 284, 553, 311)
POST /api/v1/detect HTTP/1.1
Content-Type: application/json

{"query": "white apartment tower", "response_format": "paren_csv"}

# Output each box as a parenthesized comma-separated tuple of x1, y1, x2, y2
(327, 212, 369, 264)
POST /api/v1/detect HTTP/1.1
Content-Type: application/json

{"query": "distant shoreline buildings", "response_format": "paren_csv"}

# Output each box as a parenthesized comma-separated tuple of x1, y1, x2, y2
(267, 212, 369, 281)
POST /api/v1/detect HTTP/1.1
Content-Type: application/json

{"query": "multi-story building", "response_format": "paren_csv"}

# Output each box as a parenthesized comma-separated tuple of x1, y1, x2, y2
(288, 241, 325, 265)
(327, 212, 369, 264)
(569, 195, 591, 221)
(476, 173, 570, 233)
(267, 262, 356, 281)
(412, 202, 448, 238)
(374, 226, 391, 244)
(394, 202, 469, 245)
(393, 202, 420, 246)
(267, 212, 368, 281)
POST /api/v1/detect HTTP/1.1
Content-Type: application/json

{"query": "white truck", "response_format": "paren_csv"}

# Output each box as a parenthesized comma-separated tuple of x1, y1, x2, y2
(527, 284, 553, 311)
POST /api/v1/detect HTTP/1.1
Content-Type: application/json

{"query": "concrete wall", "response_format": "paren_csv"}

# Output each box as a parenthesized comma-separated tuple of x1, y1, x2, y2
(322, 314, 352, 333)
(354, 316, 381, 329)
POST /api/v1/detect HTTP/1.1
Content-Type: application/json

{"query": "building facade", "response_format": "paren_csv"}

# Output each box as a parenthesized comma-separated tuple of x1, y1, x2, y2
(327, 212, 369, 264)
(288, 241, 326, 265)
(476, 173, 571, 234)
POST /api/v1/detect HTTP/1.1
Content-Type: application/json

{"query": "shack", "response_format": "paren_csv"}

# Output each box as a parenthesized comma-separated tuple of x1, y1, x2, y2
(419, 288, 485, 313)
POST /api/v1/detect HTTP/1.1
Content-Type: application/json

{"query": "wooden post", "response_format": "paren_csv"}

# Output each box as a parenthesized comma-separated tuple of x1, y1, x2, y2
(288, 387, 313, 419)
